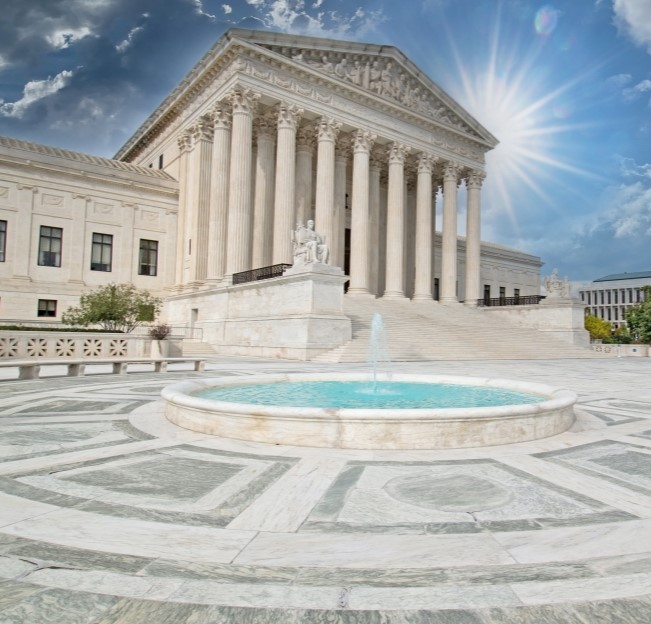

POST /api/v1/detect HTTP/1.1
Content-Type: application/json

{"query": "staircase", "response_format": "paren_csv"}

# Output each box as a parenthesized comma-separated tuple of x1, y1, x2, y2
(181, 339, 217, 357)
(314, 296, 598, 362)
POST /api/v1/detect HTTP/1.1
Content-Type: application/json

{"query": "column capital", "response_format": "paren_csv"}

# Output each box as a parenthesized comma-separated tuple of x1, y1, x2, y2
(210, 105, 232, 130)
(388, 142, 410, 165)
(466, 170, 486, 190)
(254, 113, 276, 141)
(228, 88, 260, 115)
(369, 146, 385, 171)
(353, 130, 376, 154)
(443, 161, 461, 184)
(296, 121, 316, 150)
(335, 133, 352, 160)
(191, 115, 214, 143)
(417, 153, 438, 175)
(177, 129, 193, 153)
(316, 116, 342, 143)
(277, 102, 304, 130)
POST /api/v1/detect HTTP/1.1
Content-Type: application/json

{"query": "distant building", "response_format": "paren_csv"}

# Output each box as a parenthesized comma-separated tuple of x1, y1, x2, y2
(577, 271, 651, 328)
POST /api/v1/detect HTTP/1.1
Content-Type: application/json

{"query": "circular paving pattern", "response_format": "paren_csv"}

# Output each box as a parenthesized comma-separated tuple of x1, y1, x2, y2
(1, 358, 651, 623)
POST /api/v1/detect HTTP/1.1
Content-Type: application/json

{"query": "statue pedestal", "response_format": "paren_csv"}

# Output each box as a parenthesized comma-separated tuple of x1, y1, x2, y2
(220, 263, 351, 360)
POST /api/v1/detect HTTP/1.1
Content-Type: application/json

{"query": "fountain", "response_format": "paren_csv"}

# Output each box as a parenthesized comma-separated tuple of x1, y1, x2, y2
(163, 311, 576, 450)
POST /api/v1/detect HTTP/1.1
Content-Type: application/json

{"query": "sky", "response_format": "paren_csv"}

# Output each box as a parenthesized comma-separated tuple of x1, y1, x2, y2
(1, 0, 650, 281)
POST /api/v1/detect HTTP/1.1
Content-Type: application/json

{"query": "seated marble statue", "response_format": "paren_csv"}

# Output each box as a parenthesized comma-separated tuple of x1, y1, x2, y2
(543, 268, 570, 298)
(292, 219, 329, 265)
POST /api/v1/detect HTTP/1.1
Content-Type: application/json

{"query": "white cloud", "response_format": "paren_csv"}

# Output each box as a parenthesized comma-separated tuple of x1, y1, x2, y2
(45, 26, 94, 50)
(606, 73, 632, 88)
(622, 78, 651, 100)
(115, 25, 145, 53)
(222, 4, 232, 14)
(0, 70, 74, 118)
(241, 0, 384, 38)
(619, 157, 651, 178)
(613, 0, 651, 52)
(191, 0, 217, 20)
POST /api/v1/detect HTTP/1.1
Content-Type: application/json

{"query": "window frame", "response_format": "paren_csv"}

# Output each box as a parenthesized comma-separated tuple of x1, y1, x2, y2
(37, 299, 57, 317)
(90, 232, 113, 272)
(138, 238, 159, 276)
(38, 226, 63, 267)
(0, 219, 6, 262)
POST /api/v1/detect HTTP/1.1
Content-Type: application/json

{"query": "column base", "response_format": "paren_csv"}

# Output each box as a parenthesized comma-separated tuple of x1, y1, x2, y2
(464, 299, 478, 307)
(382, 291, 408, 301)
(411, 294, 433, 301)
(346, 287, 373, 296)
(439, 297, 460, 305)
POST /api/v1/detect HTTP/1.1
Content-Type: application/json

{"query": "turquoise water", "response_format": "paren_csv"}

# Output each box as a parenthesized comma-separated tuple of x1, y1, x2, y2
(195, 381, 544, 409)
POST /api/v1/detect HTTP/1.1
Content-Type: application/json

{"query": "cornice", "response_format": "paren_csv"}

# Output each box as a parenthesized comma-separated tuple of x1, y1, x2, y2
(114, 29, 498, 164)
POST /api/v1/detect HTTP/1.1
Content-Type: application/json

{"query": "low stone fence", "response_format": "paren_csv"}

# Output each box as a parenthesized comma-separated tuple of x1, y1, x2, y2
(591, 344, 650, 357)
(0, 332, 148, 360)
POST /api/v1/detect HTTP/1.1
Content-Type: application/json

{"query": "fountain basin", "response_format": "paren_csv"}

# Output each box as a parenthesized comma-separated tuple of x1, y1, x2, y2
(162, 373, 577, 449)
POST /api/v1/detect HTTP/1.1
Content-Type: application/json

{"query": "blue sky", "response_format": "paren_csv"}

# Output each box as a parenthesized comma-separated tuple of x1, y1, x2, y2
(1, 0, 650, 281)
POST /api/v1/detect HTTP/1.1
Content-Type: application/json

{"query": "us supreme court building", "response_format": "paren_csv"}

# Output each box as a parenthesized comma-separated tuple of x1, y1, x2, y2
(0, 29, 542, 346)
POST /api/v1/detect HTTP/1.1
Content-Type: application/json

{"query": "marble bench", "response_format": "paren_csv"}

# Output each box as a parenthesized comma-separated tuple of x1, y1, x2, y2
(0, 358, 206, 380)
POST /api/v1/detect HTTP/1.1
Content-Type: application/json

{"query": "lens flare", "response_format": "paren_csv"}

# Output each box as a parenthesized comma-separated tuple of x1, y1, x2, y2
(437, 4, 603, 239)
(534, 5, 560, 36)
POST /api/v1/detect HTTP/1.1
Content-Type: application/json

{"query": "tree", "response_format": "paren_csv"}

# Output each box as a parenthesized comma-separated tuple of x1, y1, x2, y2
(62, 283, 161, 333)
(584, 313, 612, 342)
(626, 286, 651, 343)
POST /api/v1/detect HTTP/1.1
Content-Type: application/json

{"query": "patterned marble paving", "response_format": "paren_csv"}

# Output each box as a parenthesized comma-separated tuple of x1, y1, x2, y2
(1, 359, 651, 622)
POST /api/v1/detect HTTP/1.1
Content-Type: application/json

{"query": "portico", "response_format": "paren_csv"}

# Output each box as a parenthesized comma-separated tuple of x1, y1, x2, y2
(117, 29, 496, 306)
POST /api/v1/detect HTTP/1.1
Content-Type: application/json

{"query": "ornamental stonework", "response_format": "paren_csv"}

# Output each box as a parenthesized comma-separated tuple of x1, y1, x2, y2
(262, 45, 474, 134)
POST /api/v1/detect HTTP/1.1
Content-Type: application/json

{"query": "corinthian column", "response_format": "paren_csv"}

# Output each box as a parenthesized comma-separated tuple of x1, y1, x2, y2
(295, 122, 314, 227)
(369, 148, 383, 294)
(440, 162, 460, 304)
(464, 170, 485, 306)
(348, 130, 376, 295)
(383, 142, 410, 299)
(314, 116, 341, 260)
(272, 103, 303, 264)
(207, 105, 231, 281)
(175, 130, 192, 285)
(251, 114, 276, 268)
(333, 137, 350, 268)
(413, 153, 435, 300)
(225, 88, 259, 277)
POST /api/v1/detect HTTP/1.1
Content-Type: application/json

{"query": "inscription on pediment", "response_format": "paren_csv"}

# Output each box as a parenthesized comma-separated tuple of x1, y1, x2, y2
(261, 44, 475, 135)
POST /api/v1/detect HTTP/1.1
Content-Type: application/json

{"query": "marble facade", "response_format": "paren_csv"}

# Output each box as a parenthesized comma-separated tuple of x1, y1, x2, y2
(0, 28, 543, 338)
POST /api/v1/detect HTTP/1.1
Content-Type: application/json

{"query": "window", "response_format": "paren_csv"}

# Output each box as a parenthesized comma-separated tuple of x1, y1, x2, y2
(607, 290, 611, 304)
(38, 226, 62, 267)
(614, 290, 618, 304)
(514, 288, 520, 300)
(91, 233, 113, 272)
(158, 154, 164, 169)
(483, 284, 491, 302)
(37, 299, 57, 317)
(434, 278, 440, 301)
(138, 239, 158, 276)
(0, 220, 5, 262)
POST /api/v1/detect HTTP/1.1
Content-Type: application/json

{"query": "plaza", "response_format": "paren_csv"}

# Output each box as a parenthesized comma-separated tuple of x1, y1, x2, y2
(1, 355, 651, 622)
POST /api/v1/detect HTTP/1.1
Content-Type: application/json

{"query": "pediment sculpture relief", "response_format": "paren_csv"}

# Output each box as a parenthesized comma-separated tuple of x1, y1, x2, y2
(265, 45, 474, 134)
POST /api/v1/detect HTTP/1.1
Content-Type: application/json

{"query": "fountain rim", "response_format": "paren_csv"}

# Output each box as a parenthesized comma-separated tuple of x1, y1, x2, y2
(162, 373, 577, 422)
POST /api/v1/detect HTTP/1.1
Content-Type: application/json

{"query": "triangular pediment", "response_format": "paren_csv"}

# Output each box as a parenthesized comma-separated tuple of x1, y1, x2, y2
(230, 29, 497, 146)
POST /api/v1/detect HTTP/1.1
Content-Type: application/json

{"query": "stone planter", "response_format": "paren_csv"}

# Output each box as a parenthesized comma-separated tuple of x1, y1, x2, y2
(150, 340, 170, 358)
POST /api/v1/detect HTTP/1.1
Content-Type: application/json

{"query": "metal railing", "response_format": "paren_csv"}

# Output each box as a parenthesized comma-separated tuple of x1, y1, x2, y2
(232, 263, 292, 285)
(477, 295, 546, 307)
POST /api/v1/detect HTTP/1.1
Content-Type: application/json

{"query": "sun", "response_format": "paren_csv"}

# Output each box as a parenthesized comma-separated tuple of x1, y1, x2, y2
(440, 4, 604, 235)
